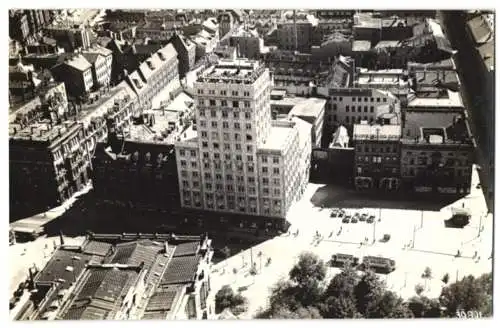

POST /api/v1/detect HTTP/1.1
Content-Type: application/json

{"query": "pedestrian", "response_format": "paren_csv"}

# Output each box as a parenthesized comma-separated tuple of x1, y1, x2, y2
(329, 231, 333, 238)
(474, 251, 478, 258)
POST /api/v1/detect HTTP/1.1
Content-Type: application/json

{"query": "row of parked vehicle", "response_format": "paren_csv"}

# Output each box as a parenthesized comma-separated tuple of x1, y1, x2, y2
(330, 209, 376, 224)
(329, 253, 396, 274)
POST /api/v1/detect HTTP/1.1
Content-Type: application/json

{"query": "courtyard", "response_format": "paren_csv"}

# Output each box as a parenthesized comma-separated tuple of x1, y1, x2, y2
(209, 164, 492, 318)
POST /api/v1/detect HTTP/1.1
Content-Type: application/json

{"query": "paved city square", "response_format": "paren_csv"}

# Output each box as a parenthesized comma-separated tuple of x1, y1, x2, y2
(209, 165, 492, 318)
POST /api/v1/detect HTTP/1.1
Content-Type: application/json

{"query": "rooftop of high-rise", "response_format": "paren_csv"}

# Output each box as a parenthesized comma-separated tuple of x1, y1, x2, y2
(195, 58, 266, 84)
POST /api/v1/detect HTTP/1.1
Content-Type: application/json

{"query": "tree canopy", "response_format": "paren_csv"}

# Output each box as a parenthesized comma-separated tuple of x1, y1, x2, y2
(215, 285, 248, 315)
(439, 273, 492, 317)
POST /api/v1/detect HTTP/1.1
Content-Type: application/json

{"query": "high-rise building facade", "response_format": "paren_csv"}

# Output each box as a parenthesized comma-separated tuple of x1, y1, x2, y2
(175, 59, 310, 219)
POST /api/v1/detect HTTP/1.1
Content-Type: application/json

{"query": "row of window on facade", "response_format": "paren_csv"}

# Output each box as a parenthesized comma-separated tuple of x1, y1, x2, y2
(197, 89, 251, 97)
(356, 145, 398, 153)
(199, 121, 253, 132)
(199, 99, 253, 108)
(181, 181, 283, 195)
(199, 109, 253, 119)
(338, 96, 387, 103)
(357, 155, 398, 163)
(182, 191, 282, 206)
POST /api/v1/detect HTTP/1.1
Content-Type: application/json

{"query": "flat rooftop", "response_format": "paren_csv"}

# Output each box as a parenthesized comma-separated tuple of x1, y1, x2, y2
(196, 59, 265, 84)
(403, 112, 473, 145)
(258, 123, 295, 152)
(353, 124, 401, 141)
(165, 92, 195, 113)
(413, 70, 460, 89)
(352, 40, 371, 52)
(288, 98, 326, 119)
(407, 88, 464, 109)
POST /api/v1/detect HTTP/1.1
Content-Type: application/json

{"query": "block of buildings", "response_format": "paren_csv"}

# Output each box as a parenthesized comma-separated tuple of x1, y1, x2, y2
(276, 11, 318, 52)
(270, 92, 325, 148)
(14, 233, 213, 320)
(81, 45, 113, 88)
(228, 27, 264, 59)
(125, 43, 180, 108)
(50, 54, 94, 97)
(316, 87, 400, 130)
(174, 59, 311, 221)
(169, 33, 197, 79)
(9, 81, 138, 215)
(92, 91, 195, 210)
(353, 123, 402, 190)
(400, 110, 475, 194)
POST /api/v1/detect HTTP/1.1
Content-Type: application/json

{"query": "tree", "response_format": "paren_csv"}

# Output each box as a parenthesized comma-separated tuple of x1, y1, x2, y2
(408, 296, 442, 318)
(288, 252, 326, 306)
(289, 252, 326, 288)
(354, 270, 384, 317)
(422, 267, 432, 290)
(439, 273, 492, 317)
(442, 273, 450, 285)
(256, 304, 322, 319)
(321, 265, 360, 318)
(415, 284, 424, 296)
(214, 285, 248, 315)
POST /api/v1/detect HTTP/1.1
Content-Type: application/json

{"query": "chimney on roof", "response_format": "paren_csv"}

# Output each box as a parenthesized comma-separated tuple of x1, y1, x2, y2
(28, 268, 35, 290)
(59, 230, 65, 245)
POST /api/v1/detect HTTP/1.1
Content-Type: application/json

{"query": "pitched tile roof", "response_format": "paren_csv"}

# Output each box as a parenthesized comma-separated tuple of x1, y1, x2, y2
(160, 254, 200, 285)
(172, 241, 199, 257)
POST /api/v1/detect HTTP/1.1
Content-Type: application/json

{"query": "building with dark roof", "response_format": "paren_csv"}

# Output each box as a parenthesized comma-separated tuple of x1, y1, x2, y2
(169, 33, 197, 79)
(14, 233, 213, 321)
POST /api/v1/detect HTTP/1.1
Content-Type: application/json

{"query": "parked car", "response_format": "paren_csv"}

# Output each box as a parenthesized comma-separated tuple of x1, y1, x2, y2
(380, 234, 391, 242)
(330, 209, 339, 218)
(351, 217, 358, 223)
(338, 211, 345, 218)
(360, 214, 368, 222)
(367, 216, 375, 224)
(342, 217, 350, 224)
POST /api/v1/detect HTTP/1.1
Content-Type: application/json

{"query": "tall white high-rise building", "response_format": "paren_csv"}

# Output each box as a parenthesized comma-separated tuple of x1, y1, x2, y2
(175, 58, 310, 219)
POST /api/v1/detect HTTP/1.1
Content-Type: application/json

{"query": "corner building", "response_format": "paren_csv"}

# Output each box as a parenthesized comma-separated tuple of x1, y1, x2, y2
(175, 59, 309, 219)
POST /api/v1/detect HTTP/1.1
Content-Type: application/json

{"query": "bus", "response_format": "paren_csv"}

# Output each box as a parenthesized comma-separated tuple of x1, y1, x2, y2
(362, 256, 396, 274)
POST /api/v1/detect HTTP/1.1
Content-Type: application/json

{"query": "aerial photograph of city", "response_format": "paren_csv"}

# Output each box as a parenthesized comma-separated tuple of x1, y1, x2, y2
(8, 7, 494, 321)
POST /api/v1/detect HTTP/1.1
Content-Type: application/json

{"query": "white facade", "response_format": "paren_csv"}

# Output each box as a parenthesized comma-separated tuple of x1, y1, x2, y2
(317, 87, 400, 127)
(175, 59, 310, 219)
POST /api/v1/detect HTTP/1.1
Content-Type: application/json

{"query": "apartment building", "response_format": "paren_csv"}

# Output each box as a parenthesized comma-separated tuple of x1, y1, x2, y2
(15, 233, 214, 320)
(317, 87, 400, 128)
(353, 123, 402, 191)
(169, 33, 197, 79)
(9, 81, 138, 217)
(400, 111, 475, 194)
(175, 59, 310, 220)
(276, 12, 318, 52)
(9, 121, 88, 212)
(50, 54, 94, 97)
(270, 92, 325, 148)
(126, 43, 179, 108)
(82, 45, 113, 87)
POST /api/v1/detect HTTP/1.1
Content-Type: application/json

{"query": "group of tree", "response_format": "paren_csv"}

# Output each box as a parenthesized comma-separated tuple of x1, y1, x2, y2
(254, 252, 492, 319)
(214, 285, 248, 316)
